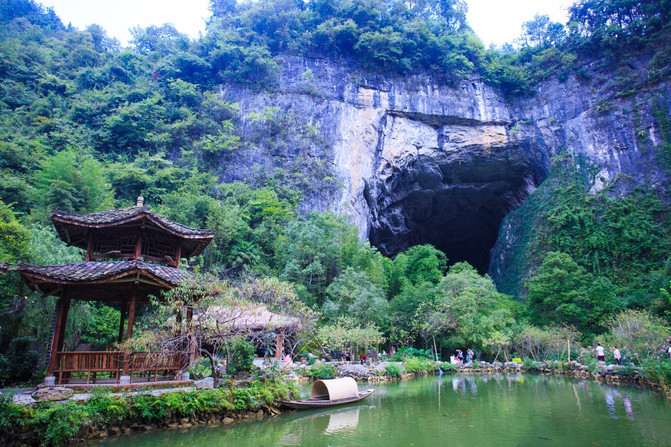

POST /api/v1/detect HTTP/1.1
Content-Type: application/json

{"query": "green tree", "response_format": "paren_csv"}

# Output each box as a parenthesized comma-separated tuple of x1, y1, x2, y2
(520, 14, 566, 48)
(33, 149, 115, 218)
(317, 317, 385, 355)
(0, 201, 29, 265)
(389, 281, 440, 345)
(527, 251, 621, 335)
(276, 213, 358, 305)
(0, 201, 30, 311)
(323, 267, 389, 328)
(80, 303, 122, 349)
(387, 244, 446, 297)
(424, 262, 516, 352)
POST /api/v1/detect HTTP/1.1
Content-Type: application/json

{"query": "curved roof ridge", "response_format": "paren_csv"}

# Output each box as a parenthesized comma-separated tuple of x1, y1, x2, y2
(15, 260, 190, 286)
(50, 206, 215, 238)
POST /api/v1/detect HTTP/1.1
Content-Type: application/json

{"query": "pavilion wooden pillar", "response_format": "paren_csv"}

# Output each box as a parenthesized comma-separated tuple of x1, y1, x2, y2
(175, 243, 182, 267)
(85, 233, 93, 262)
(122, 284, 138, 376)
(125, 284, 138, 340)
(118, 298, 127, 344)
(47, 292, 71, 376)
(134, 229, 143, 260)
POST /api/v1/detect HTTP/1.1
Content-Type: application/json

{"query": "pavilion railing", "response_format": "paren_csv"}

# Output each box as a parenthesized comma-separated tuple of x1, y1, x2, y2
(128, 351, 189, 383)
(54, 351, 189, 384)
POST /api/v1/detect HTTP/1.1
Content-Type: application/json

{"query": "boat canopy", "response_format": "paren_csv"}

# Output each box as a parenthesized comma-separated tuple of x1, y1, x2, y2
(311, 377, 359, 401)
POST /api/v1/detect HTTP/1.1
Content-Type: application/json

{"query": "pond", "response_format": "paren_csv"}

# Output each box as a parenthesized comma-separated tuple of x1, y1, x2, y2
(92, 374, 671, 446)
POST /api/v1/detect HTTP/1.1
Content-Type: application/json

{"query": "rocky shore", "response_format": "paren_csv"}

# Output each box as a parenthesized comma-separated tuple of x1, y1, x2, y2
(3, 359, 667, 446)
(298, 359, 667, 392)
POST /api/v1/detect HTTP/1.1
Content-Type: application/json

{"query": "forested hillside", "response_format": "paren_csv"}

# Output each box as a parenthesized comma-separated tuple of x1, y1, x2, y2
(1, 0, 670, 384)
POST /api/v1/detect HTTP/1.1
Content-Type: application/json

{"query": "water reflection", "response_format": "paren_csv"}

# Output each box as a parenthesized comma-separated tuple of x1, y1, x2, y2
(451, 376, 478, 395)
(325, 407, 360, 434)
(605, 389, 635, 421)
(90, 375, 670, 447)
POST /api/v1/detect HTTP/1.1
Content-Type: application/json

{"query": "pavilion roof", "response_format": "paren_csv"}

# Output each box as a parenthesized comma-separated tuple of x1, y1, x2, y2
(15, 260, 189, 301)
(51, 207, 215, 258)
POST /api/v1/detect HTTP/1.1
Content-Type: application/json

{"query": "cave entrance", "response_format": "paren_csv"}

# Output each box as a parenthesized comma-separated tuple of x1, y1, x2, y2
(366, 149, 545, 274)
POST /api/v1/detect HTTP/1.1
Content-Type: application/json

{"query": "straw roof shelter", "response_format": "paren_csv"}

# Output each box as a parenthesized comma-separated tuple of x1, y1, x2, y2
(195, 303, 302, 358)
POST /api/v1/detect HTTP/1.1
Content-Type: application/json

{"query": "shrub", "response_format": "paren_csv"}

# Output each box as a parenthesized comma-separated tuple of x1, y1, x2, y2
(605, 310, 669, 363)
(642, 359, 671, 390)
(403, 357, 436, 374)
(0, 336, 42, 383)
(512, 325, 577, 362)
(305, 363, 336, 379)
(30, 401, 87, 446)
(85, 388, 130, 426)
(512, 357, 523, 364)
(130, 394, 167, 420)
(523, 357, 542, 371)
(390, 347, 432, 361)
(385, 363, 402, 377)
(0, 393, 26, 432)
(189, 357, 213, 380)
(439, 362, 456, 372)
(228, 339, 255, 376)
(613, 365, 639, 377)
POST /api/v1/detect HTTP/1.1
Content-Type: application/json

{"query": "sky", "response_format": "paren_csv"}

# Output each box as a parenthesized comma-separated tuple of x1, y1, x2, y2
(38, 0, 574, 48)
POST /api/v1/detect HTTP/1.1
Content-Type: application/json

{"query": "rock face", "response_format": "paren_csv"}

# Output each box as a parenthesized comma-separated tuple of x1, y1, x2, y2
(223, 56, 670, 277)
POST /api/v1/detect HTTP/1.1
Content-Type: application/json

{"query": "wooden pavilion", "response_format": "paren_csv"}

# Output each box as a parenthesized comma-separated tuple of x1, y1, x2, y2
(14, 197, 214, 386)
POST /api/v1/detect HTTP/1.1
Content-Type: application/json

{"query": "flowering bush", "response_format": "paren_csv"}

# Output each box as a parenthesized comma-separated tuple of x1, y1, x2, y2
(642, 359, 671, 391)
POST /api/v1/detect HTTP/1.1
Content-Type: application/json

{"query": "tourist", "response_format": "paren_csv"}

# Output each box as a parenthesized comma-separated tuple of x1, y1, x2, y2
(596, 342, 605, 362)
(360, 353, 367, 365)
(466, 348, 474, 364)
(667, 339, 671, 361)
(344, 349, 351, 364)
(612, 346, 622, 366)
(456, 349, 464, 364)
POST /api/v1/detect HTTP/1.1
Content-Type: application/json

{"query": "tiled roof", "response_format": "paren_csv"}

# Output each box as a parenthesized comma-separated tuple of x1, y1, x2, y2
(51, 207, 214, 238)
(16, 261, 189, 286)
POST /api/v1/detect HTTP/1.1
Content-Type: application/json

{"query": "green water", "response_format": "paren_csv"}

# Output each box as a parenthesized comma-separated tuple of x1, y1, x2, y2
(92, 374, 671, 446)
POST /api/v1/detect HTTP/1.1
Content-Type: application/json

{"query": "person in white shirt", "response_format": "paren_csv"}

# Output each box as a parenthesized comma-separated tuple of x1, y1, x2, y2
(596, 342, 605, 362)
(612, 347, 622, 366)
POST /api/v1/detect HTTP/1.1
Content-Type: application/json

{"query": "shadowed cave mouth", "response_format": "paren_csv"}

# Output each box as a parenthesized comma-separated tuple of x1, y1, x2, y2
(366, 150, 545, 274)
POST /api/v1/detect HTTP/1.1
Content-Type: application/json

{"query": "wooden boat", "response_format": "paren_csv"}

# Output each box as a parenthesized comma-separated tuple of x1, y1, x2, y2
(281, 377, 375, 409)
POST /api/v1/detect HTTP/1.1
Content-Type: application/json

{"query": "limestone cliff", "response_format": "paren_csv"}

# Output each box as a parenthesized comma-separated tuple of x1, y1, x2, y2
(219, 56, 671, 283)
